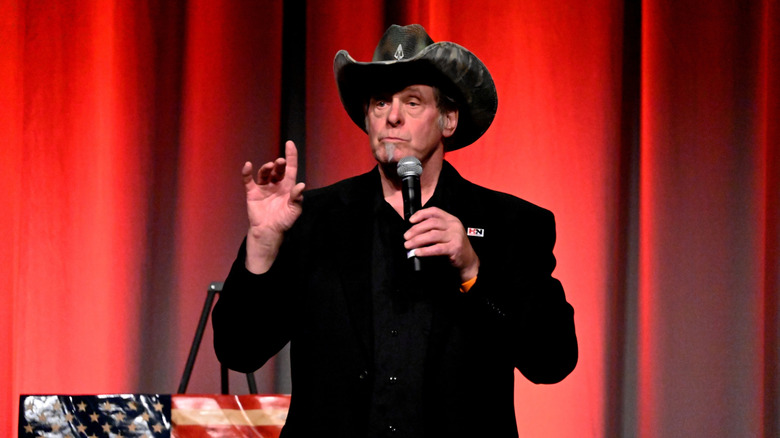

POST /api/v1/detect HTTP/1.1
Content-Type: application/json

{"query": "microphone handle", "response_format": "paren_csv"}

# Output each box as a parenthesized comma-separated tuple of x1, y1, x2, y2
(402, 175, 422, 221)
(411, 253, 422, 271)
(402, 175, 422, 271)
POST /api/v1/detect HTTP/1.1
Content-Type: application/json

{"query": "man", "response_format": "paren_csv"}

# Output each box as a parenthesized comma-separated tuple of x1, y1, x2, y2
(213, 24, 577, 437)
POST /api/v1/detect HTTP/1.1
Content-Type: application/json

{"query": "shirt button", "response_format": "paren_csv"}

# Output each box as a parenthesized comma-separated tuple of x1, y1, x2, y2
(388, 425, 397, 433)
(359, 370, 369, 380)
(390, 329, 398, 337)
(389, 376, 398, 384)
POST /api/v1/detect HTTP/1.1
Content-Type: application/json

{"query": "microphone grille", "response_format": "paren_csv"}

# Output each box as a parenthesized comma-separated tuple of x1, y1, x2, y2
(397, 156, 423, 178)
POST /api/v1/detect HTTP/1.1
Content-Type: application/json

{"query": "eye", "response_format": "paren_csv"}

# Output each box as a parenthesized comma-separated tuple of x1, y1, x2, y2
(406, 97, 423, 108)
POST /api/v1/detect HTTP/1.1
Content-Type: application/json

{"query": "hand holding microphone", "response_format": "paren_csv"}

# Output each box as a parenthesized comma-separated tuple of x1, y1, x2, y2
(398, 156, 480, 281)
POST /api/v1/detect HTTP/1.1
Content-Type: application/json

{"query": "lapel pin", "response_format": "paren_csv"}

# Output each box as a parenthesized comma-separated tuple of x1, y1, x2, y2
(467, 227, 484, 237)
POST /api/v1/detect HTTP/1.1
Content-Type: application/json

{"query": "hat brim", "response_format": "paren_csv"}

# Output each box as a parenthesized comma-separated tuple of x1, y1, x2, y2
(334, 42, 497, 151)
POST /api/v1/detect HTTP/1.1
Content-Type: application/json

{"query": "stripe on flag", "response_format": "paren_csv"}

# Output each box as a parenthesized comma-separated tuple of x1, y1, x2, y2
(172, 394, 289, 438)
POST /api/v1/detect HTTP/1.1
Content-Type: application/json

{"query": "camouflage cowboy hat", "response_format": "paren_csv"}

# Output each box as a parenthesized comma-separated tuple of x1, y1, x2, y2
(333, 24, 498, 151)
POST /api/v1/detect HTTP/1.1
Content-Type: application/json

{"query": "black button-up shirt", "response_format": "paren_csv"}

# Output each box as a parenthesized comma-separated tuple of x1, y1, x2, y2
(366, 179, 459, 437)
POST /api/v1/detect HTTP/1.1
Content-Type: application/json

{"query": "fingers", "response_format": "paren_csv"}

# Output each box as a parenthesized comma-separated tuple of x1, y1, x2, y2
(290, 182, 306, 203)
(404, 230, 451, 258)
(408, 206, 447, 225)
(284, 141, 299, 175)
(404, 218, 445, 240)
(404, 213, 452, 252)
(403, 207, 479, 280)
(404, 207, 450, 241)
(242, 161, 255, 189)
(244, 141, 300, 188)
(243, 159, 281, 186)
(267, 158, 287, 182)
(403, 206, 473, 257)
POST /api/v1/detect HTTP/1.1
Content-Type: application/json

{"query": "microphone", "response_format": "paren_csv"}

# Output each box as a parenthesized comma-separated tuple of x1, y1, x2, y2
(397, 156, 423, 271)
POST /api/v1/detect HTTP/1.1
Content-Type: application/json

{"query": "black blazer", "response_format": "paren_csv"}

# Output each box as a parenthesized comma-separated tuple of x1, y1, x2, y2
(213, 162, 577, 437)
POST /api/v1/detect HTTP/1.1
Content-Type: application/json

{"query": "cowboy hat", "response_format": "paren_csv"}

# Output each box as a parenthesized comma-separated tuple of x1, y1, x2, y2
(333, 24, 498, 150)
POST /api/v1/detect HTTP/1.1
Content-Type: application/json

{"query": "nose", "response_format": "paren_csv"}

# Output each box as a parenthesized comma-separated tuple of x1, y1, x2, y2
(387, 98, 403, 126)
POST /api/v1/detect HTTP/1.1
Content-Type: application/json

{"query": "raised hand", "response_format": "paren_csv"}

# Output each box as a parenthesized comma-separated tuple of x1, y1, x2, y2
(403, 207, 479, 282)
(243, 141, 306, 274)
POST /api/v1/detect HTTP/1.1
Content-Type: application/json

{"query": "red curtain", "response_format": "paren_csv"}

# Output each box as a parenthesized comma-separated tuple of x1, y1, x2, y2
(1, 0, 777, 436)
(639, 1, 779, 436)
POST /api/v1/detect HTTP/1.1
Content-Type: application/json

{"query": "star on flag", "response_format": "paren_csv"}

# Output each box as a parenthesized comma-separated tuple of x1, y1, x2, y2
(19, 394, 171, 437)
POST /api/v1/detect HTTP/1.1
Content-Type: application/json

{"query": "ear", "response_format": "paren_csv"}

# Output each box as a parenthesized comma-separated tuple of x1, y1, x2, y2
(441, 109, 458, 138)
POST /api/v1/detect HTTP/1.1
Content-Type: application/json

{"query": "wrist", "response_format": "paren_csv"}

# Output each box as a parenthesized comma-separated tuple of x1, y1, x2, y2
(459, 258, 479, 283)
(245, 227, 284, 274)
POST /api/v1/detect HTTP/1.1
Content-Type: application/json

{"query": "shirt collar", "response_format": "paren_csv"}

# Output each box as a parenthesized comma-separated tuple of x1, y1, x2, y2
(366, 160, 463, 215)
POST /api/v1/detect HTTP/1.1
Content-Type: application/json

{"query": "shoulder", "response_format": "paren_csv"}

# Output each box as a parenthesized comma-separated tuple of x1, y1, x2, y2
(301, 167, 378, 211)
(442, 163, 558, 258)
(443, 162, 553, 223)
(282, 168, 378, 248)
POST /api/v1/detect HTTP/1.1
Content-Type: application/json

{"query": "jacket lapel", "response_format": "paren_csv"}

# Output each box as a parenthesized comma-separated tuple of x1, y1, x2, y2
(424, 162, 471, 374)
(328, 169, 379, 363)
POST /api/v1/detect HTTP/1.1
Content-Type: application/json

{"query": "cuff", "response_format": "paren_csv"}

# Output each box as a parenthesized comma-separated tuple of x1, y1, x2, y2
(459, 275, 478, 293)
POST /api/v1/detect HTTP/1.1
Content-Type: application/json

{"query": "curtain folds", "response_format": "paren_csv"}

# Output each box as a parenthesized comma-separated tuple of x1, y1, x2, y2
(1, 0, 777, 436)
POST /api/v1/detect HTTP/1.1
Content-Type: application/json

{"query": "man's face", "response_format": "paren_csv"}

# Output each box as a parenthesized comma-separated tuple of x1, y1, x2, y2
(366, 84, 457, 166)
